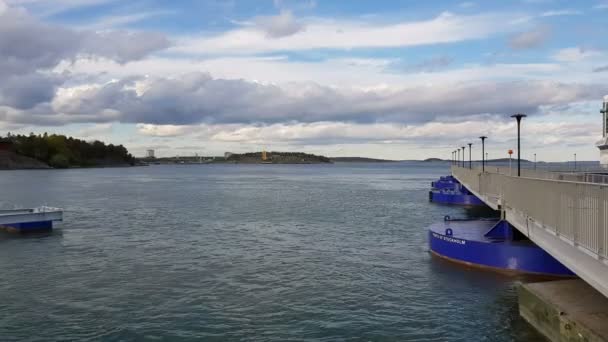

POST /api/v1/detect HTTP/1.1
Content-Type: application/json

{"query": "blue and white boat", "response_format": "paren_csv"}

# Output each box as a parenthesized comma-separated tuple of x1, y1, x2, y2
(431, 175, 458, 190)
(429, 176, 484, 206)
(0, 207, 63, 233)
(428, 216, 574, 276)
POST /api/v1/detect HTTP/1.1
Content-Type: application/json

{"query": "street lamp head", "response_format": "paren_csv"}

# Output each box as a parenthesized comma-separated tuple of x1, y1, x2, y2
(468, 143, 472, 147)
(511, 113, 527, 121)
(479, 136, 487, 141)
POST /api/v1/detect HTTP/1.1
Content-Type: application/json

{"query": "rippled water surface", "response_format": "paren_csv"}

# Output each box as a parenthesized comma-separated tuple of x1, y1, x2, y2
(0, 163, 544, 341)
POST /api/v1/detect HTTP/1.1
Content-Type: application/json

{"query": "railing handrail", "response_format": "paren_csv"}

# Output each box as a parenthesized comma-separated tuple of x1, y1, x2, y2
(458, 165, 608, 186)
(461, 167, 608, 188)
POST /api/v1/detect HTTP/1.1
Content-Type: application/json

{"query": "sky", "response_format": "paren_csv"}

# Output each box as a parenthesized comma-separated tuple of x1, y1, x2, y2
(1, 0, 607, 160)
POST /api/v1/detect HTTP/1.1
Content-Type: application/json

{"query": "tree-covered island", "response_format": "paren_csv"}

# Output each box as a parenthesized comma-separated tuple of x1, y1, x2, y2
(0, 133, 135, 169)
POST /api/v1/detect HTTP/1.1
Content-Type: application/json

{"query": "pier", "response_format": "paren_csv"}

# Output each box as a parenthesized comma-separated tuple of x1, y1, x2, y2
(452, 165, 608, 297)
(452, 165, 608, 340)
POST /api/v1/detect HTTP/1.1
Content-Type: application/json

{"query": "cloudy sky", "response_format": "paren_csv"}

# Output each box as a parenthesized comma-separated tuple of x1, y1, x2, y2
(1, 0, 607, 160)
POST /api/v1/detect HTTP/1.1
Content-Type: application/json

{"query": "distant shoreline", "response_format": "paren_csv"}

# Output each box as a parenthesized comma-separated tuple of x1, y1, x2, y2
(330, 157, 398, 163)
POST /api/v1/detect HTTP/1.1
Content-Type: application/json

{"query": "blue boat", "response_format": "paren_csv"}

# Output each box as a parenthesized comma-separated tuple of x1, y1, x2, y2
(429, 187, 485, 206)
(429, 175, 485, 206)
(428, 217, 574, 276)
(0, 207, 63, 233)
(431, 175, 457, 190)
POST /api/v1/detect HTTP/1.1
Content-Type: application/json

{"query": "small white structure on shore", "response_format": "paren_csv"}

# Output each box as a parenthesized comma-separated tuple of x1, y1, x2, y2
(598, 95, 608, 168)
(146, 149, 155, 158)
(224, 152, 233, 159)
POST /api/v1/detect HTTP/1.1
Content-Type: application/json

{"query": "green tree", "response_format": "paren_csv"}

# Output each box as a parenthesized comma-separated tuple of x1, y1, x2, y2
(49, 154, 70, 168)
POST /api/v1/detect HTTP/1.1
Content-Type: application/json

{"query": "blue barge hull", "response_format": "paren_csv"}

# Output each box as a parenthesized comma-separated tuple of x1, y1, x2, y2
(429, 189, 485, 206)
(1, 220, 54, 233)
(428, 218, 574, 276)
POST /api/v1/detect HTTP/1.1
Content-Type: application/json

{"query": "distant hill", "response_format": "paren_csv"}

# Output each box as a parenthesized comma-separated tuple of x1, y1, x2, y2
(225, 152, 331, 164)
(486, 158, 531, 163)
(424, 158, 532, 163)
(331, 157, 397, 163)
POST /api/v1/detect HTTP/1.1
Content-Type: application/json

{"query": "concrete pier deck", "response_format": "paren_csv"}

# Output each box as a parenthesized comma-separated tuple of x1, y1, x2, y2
(518, 280, 608, 342)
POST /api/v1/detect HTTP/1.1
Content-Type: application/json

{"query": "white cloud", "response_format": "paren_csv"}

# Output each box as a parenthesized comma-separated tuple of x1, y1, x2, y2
(173, 12, 521, 55)
(132, 118, 601, 155)
(254, 10, 305, 38)
(136, 123, 199, 137)
(594, 3, 608, 10)
(552, 47, 602, 62)
(81, 10, 176, 30)
(6, 0, 115, 17)
(273, 0, 316, 11)
(540, 9, 582, 17)
(75, 123, 113, 138)
(509, 25, 551, 49)
(55, 54, 585, 89)
(0, 2, 169, 110)
(37, 71, 606, 128)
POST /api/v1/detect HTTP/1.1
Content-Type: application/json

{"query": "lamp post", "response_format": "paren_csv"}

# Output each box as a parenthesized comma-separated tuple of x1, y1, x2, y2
(574, 153, 577, 171)
(479, 136, 487, 172)
(508, 149, 513, 175)
(457, 149, 460, 167)
(468, 143, 472, 169)
(461, 146, 465, 168)
(534, 153, 537, 171)
(511, 113, 527, 177)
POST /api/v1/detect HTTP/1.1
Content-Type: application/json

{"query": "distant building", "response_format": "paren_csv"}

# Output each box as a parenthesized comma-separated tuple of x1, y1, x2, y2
(146, 149, 155, 158)
(224, 152, 233, 159)
(598, 95, 608, 168)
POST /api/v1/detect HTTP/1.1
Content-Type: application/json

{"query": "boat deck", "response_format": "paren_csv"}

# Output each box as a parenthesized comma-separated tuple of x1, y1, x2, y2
(429, 219, 522, 244)
(429, 219, 531, 245)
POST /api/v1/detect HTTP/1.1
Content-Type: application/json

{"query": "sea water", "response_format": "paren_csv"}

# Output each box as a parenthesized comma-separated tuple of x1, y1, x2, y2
(0, 162, 543, 341)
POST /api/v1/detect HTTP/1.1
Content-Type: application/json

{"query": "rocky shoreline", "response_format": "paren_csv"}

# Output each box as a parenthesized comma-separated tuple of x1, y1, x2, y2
(0, 151, 51, 170)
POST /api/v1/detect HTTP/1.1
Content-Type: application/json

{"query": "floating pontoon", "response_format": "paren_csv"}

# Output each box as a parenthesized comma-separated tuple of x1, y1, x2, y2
(0, 207, 63, 233)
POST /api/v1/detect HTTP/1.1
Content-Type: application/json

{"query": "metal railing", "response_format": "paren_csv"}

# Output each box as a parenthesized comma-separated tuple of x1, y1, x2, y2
(466, 165, 608, 185)
(453, 166, 608, 260)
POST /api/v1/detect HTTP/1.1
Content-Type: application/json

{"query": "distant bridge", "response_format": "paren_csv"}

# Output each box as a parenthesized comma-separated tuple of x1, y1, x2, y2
(452, 166, 608, 297)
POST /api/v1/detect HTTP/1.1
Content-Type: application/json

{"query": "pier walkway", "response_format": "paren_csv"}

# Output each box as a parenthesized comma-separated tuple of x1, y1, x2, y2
(452, 166, 608, 298)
